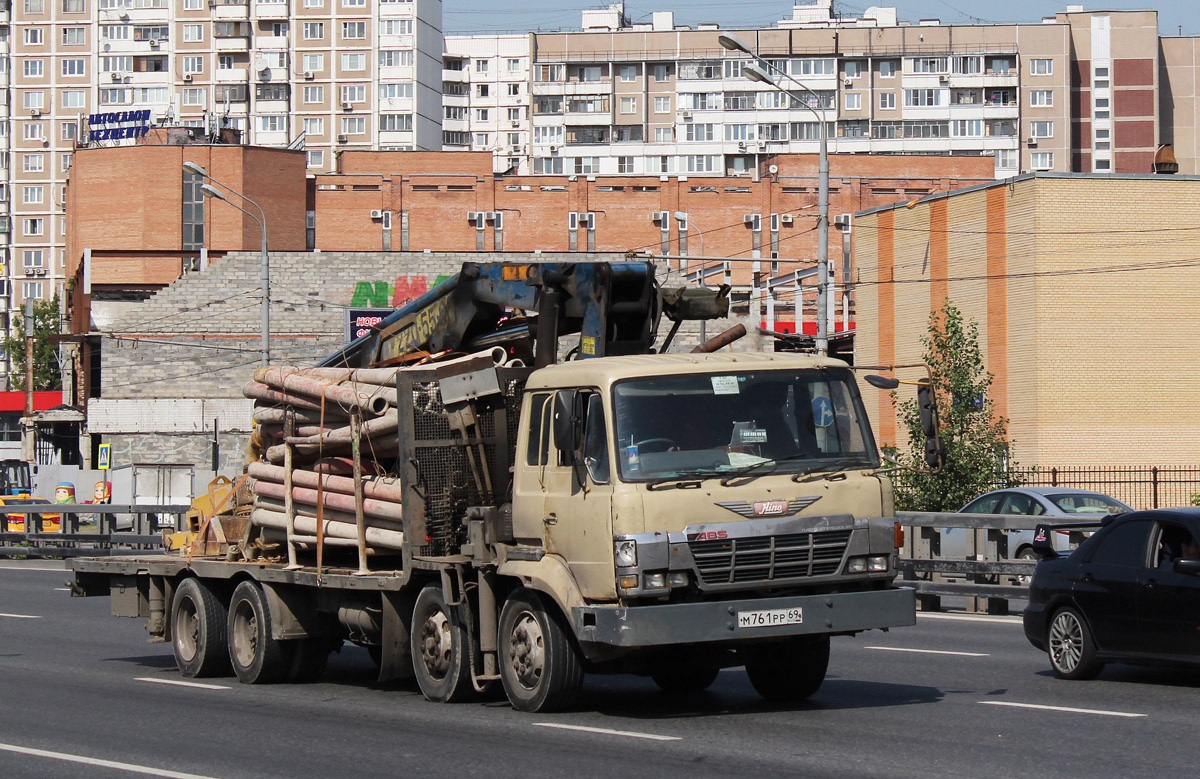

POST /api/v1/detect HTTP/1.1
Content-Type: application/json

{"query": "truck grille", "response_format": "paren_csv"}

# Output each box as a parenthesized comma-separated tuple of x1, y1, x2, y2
(688, 529, 852, 585)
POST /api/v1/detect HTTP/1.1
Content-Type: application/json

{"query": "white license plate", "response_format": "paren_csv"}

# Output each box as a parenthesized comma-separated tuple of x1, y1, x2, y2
(737, 607, 803, 629)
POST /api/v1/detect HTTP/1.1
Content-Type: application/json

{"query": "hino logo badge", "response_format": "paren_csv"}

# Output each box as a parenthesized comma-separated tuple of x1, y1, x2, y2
(714, 496, 822, 518)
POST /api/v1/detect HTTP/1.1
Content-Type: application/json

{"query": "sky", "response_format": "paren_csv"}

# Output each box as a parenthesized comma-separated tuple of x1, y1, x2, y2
(444, 1, 1195, 37)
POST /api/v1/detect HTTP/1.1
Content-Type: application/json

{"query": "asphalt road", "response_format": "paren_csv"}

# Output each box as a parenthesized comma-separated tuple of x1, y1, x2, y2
(0, 561, 1191, 779)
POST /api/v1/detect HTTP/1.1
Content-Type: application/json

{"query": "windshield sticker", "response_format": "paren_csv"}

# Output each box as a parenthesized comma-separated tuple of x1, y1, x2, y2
(734, 426, 768, 444)
(811, 396, 835, 428)
(711, 376, 740, 395)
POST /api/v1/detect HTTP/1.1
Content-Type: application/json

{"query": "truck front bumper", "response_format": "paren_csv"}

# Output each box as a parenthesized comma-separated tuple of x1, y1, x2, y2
(571, 586, 915, 648)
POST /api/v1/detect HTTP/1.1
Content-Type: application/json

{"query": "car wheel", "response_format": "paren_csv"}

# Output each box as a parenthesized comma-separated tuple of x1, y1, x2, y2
(410, 584, 475, 703)
(228, 581, 288, 684)
(499, 589, 584, 712)
(170, 578, 231, 678)
(1047, 607, 1104, 680)
(742, 636, 830, 701)
(1014, 547, 1037, 586)
(650, 653, 721, 693)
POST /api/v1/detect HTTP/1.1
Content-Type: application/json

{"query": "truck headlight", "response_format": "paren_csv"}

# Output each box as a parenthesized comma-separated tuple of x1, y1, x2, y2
(847, 557, 866, 573)
(868, 555, 889, 572)
(666, 571, 689, 588)
(643, 572, 666, 590)
(614, 539, 637, 568)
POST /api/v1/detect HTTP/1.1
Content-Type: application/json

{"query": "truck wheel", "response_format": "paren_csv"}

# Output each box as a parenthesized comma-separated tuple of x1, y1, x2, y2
(411, 584, 474, 703)
(743, 635, 830, 701)
(228, 581, 287, 684)
(650, 655, 720, 693)
(171, 578, 230, 678)
(498, 589, 583, 713)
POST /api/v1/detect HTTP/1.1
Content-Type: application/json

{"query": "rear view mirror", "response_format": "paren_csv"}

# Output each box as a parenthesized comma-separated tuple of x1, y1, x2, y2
(552, 390, 582, 455)
(1031, 525, 1059, 560)
(1174, 559, 1200, 576)
(916, 379, 945, 469)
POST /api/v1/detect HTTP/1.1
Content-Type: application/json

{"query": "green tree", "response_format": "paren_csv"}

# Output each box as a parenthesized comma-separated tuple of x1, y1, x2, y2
(2, 296, 63, 391)
(891, 300, 1017, 511)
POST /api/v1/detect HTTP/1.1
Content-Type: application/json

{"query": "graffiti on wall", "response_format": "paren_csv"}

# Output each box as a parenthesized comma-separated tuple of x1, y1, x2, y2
(349, 274, 453, 307)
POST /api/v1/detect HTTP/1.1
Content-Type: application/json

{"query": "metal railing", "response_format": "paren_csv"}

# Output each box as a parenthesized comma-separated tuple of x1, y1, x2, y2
(1006, 466, 1200, 511)
(896, 511, 1094, 614)
(0, 504, 190, 558)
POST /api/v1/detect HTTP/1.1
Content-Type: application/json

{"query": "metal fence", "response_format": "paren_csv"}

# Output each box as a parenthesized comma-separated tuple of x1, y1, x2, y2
(0, 504, 190, 558)
(1007, 466, 1200, 511)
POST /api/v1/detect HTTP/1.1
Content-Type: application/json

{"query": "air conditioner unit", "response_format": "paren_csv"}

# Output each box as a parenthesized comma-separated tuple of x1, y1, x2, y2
(1027, 136, 1038, 145)
(111, 72, 123, 82)
(33, 268, 46, 277)
(23, 268, 36, 276)
(208, 0, 216, 6)
(488, 211, 503, 229)
(780, 213, 794, 225)
(369, 209, 383, 219)
(468, 211, 485, 226)
(149, 39, 160, 48)
(342, 101, 353, 111)
(303, 71, 315, 80)
(843, 77, 853, 86)
(652, 210, 669, 224)
(939, 74, 950, 83)
(511, 121, 520, 128)
(833, 213, 853, 233)
(578, 212, 595, 229)
(681, 110, 693, 120)
(743, 213, 761, 231)
(737, 141, 746, 151)
(549, 145, 559, 154)
(337, 134, 348, 143)
(182, 74, 193, 82)
(30, 109, 41, 117)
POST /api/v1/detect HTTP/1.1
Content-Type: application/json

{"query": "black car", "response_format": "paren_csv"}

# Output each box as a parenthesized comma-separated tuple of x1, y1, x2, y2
(1023, 507, 1200, 679)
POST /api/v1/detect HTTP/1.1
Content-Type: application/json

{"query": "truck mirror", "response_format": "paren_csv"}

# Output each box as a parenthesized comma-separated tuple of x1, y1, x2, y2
(917, 379, 944, 469)
(553, 390, 582, 455)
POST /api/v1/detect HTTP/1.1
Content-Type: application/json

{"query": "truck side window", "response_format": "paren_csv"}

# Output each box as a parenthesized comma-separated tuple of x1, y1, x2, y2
(526, 393, 552, 466)
(582, 393, 609, 484)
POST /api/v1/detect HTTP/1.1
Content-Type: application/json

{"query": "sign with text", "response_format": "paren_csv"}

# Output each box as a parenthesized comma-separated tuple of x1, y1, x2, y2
(88, 110, 152, 142)
(345, 308, 396, 344)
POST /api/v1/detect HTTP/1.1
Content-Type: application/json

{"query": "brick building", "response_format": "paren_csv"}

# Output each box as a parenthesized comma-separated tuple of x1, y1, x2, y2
(853, 172, 1200, 466)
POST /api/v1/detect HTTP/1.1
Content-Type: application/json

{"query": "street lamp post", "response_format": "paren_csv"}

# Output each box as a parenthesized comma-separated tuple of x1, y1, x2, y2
(672, 211, 709, 342)
(719, 34, 830, 356)
(183, 162, 271, 365)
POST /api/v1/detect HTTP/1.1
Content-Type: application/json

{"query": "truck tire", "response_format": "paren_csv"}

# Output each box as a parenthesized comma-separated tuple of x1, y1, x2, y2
(498, 589, 583, 713)
(650, 655, 720, 693)
(411, 584, 474, 703)
(228, 581, 287, 684)
(171, 577, 230, 678)
(742, 635, 830, 701)
(285, 637, 337, 683)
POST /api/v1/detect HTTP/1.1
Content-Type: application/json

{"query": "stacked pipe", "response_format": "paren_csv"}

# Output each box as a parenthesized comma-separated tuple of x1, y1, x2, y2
(239, 348, 510, 562)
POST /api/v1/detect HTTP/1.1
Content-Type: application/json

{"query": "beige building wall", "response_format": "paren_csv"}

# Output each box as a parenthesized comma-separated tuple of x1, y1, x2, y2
(855, 174, 1200, 467)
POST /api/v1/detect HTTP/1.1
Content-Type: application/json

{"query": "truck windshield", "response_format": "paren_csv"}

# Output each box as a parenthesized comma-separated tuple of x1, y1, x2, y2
(612, 368, 878, 483)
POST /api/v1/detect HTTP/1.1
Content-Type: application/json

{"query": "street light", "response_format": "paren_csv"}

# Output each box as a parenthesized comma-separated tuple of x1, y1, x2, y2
(673, 211, 711, 342)
(184, 162, 271, 365)
(720, 34, 831, 356)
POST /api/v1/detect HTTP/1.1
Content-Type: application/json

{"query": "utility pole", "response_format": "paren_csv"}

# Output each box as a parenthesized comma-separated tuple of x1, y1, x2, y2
(22, 299, 34, 462)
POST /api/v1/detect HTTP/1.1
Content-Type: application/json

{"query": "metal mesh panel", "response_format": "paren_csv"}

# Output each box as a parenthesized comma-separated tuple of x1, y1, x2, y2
(411, 374, 527, 556)
(688, 529, 852, 586)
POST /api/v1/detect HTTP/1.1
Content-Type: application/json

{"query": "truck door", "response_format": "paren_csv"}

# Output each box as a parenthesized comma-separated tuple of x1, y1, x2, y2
(541, 391, 615, 601)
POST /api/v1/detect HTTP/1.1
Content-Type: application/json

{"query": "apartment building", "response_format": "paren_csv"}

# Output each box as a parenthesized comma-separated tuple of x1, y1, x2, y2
(442, 34, 530, 173)
(512, 2, 1162, 180)
(0, 0, 441, 374)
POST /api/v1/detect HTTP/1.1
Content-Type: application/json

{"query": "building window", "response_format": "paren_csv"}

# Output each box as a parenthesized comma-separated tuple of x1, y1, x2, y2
(573, 157, 600, 174)
(23, 249, 45, 269)
(653, 126, 672, 143)
(476, 84, 490, 98)
(507, 108, 521, 121)
(303, 53, 324, 72)
(618, 65, 637, 82)
(341, 116, 365, 134)
(845, 93, 861, 111)
(217, 54, 235, 70)
(1030, 90, 1053, 107)
(303, 85, 324, 103)
(380, 83, 413, 100)
(22, 186, 44, 205)
(507, 83, 520, 97)
(182, 24, 203, 42)
(904, 89, 942, 107)
(307, 149, 324, 168)
(61, 59, 86, 78)
(182, 56, 204, 74)
(341, 53, 365, 71)
(303, 22, 324, 40)
(1030, 58, 1053, 76)
(181, 169, 204, 250)
(878, 60, 897, 77)
(619, 96, 637, 114)
(653, 64, 671, 82)
(62, 27, 86, 45)
(303, 117, 324, 135)
(61, 90, 86, 108)
(1031, 151, 1053, 169)
(24, 28, 44, 45)
(909, 57, 947, 74)
(1030, 120, 1053, 139)
(616, 156, 634, 173)
(24, 92, 45, 110)
(62, 0, 84, 11)
(379, 114, 411, 131)
(23, 218, 44, 236)
(951, 119, 983, 137)
(843, 60, 863, 79)
(381, 19, 412, 35)
(182, 87, 205, 105)
(342, 21, 366, 39)
(24, 60, 45, 78)
(533, 157, 564, 174)
(879, 92, 895, 110)
(259, 115, 285, 132)
(23, 123, 46, 140)
(792, 58, 835, 76)
(507, 58, 521, 72)
(22, 154, 44, 172)
(475, 108, 489, 121)
(257, 83, 288, 100)
(995, 149, 1018, 169)
(683, 123, 715, 142)
(654, 96, 670, 113)
(340, 84, 365, 103)
(23, 282, 45, 301)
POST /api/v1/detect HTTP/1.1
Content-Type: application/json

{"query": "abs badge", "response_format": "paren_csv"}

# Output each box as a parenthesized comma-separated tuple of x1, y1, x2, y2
(715, 496, 822, 519)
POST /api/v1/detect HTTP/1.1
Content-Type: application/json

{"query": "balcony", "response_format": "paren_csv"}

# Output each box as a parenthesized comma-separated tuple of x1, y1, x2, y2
(215, 68, 249, 83)
(211, 1, 249, 19)
(252, 0, 289, 19)
(214, 35, 251, 52)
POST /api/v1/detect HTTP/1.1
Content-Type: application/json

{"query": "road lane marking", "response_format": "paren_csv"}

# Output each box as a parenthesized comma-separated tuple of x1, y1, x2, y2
(0, 565, 66, 572)
(0, 612, 41, 619)
(864, 646, 989, 657)
(534, 723, 681, 742)
(979, 701, 1146, 718)
(0, 741, 223, 779)
(918, 612, 1022, 625)
(135, 677, 232, 691)
(53, 587, 69, 591)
